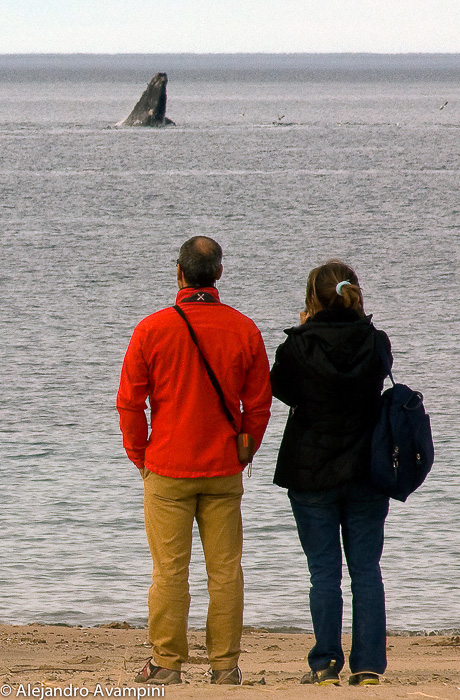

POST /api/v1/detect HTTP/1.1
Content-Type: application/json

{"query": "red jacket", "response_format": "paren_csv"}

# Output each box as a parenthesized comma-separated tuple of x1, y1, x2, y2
(117, 287, 272, 478)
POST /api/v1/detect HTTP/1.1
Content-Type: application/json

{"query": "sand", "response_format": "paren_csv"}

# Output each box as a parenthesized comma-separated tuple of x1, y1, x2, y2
(1, 624, 459, 700)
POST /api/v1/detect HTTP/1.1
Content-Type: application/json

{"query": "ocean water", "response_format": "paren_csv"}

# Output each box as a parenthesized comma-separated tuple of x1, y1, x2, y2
(1, 54, 459, 633)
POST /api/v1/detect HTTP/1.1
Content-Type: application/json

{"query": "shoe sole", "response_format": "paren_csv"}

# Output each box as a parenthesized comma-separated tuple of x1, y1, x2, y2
(349, 676, 380, 686)
(318, 679, 340, 686)
(210, 681, 240, 685)
(356, 679, 379, 686)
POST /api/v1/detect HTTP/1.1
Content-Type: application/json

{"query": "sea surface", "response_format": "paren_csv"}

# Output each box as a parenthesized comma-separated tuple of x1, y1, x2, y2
(1, 54, 459, 633)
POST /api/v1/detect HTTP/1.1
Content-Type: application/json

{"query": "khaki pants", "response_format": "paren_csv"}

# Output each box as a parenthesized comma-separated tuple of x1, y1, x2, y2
(143, 471, 244, 671)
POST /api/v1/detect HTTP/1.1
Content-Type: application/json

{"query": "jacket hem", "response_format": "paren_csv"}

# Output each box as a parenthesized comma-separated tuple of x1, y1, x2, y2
(144, 463, 245, 479)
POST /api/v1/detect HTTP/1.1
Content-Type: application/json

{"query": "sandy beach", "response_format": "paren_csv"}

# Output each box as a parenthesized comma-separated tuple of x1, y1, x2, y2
(1, 624, 459, 700)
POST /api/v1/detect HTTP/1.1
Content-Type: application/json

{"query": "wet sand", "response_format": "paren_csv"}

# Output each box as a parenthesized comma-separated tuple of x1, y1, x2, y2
(1, 624, 460, 700)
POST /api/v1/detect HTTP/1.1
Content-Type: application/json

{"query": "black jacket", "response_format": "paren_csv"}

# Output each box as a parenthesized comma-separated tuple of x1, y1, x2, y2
(271, 307, 392, 491)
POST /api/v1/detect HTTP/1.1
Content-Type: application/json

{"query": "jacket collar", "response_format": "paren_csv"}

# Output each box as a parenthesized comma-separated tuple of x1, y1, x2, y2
(176, 286, 220, 304)
(287, 308, 372, 335)
(309, 307, 366, 324)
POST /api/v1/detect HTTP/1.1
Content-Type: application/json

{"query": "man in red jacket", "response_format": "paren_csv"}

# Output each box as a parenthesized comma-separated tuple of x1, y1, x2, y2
(117, 236, 271, 686)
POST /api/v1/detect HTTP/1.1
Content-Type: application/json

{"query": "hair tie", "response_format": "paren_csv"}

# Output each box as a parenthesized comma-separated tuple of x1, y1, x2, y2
(336, 280, 351, 296)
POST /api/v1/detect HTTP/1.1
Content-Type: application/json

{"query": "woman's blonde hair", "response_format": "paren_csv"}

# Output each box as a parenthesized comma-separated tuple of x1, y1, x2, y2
(305, 259, 364, 317)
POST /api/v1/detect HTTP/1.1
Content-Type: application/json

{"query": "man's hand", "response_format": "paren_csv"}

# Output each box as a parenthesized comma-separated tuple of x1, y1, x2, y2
(139, 467, 149, 479)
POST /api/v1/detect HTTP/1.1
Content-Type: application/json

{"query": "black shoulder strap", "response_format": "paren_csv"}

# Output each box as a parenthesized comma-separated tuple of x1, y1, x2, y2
(173, 305, 238, 431)
(374, 331, 395, 386)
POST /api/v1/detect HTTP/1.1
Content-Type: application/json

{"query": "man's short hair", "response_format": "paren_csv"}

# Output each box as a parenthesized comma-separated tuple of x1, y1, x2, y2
(177, 236, 222, 288)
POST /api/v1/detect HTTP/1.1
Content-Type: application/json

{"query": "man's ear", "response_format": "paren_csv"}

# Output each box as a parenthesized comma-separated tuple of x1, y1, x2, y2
(177, 264, 187, 289)
(216, 264, 223, 281)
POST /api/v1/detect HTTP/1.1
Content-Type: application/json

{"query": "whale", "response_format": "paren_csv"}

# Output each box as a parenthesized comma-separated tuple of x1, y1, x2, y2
(118, 73, 175, 127)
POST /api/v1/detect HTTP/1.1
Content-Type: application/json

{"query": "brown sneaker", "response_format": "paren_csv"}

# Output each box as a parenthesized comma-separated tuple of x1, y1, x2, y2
(301, 660, 340, 686)
(210, 667, 242, 685)
(349, 672, 380, 686)
(134, 659, 181, 685)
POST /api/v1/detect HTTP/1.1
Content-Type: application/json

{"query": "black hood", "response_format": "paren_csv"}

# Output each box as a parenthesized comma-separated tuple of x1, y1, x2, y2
(285, 308, 377, 382)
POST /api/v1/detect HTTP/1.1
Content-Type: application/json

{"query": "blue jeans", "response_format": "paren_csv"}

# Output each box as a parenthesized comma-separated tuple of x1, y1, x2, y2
(289, 482, 389, 675)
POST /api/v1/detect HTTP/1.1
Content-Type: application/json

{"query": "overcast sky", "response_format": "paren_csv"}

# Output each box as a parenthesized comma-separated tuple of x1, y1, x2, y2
(2, 0, 460, 54)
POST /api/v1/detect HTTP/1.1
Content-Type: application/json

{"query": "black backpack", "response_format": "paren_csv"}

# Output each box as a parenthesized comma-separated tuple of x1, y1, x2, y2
(370, 337, 435, 502)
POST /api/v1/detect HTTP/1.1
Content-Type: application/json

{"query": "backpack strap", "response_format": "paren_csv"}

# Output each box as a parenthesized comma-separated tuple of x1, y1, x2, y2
(374, 331, 395, 386)
(173, 304, 238, 432)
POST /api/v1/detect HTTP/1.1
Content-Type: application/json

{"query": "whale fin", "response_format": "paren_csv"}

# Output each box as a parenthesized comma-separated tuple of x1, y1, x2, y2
(119, 73, 175, 127)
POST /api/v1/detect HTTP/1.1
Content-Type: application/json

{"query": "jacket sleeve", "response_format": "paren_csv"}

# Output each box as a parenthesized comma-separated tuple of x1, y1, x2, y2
(270, 336, 302, 407)
(116, 328, 150, 468)
(375, 329, 393, 379)
(239, 331, 272, 452)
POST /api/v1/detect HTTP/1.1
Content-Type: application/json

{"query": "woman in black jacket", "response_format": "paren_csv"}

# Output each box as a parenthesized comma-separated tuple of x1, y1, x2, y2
(271, 259, 392, 687)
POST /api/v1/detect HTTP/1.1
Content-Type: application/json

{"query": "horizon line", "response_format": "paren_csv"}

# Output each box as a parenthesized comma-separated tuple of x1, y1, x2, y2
(2, 51, 460, 56)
